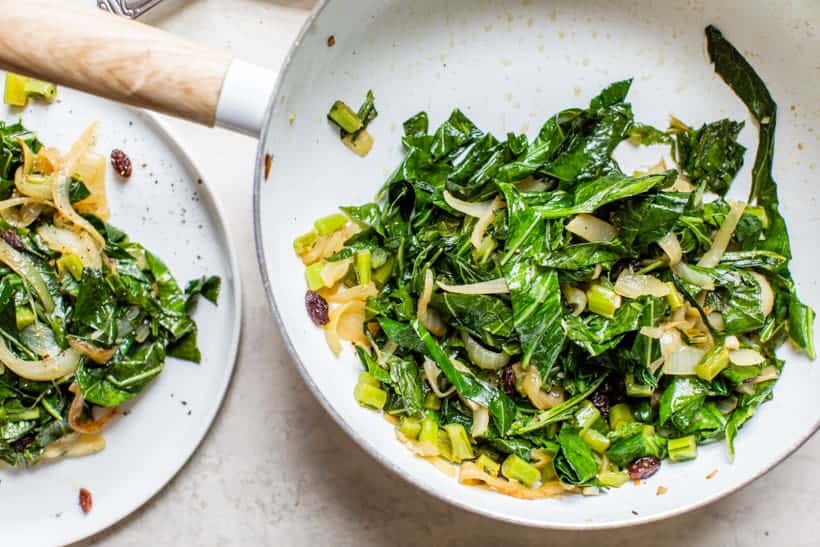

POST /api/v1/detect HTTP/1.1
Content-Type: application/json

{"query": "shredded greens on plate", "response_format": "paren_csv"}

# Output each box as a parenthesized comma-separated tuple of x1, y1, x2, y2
(294, 26, 814, 498)
(0, 120, 219, 466)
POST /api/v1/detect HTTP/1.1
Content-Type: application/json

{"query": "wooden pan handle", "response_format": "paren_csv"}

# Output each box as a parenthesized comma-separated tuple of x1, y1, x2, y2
(0, 0, 232, 127)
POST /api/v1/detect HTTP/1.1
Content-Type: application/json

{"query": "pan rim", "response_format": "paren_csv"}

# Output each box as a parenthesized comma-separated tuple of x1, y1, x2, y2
(251, 0, 820, 530)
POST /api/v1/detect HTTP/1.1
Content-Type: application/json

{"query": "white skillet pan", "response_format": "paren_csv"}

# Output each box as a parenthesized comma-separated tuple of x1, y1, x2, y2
(1, 0, 817, 529)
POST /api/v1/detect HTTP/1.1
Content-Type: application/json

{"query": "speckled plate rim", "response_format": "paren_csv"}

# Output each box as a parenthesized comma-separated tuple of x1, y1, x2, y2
(252, 0, 819, 531)
(63, 111, 243, 546)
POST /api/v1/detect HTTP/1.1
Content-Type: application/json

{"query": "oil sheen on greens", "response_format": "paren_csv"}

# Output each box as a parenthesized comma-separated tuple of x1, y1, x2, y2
(297, 27, 814, 496)
(0, 121, 219, 466)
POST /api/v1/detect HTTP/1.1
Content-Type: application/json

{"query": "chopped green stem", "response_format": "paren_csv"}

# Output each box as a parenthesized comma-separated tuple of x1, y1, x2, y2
(501, 454, 540, 487)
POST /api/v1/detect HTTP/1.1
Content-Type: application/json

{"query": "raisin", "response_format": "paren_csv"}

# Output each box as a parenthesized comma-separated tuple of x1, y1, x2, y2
(628, 456, 661, 480)
(11, 434, 34, 452)
(0, 230, 25, 251)
(264, 153, 273, 181)
(327, 35, 336, 47)
(110, 149, 133, 178)
(305, 290, 329, 326)
(589, 375, 626, 417)
(502, 365, 517, 396)
(79, 488, 93, 514)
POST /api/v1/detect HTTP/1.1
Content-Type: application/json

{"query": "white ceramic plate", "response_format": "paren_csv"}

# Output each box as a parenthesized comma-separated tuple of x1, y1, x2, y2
(0, 77, 241, 546)
(256, 0, 819, 529)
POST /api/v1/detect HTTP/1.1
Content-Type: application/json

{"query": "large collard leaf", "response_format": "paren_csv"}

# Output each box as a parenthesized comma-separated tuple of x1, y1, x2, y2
(565, 299, 648, 356)
(674, 119, 745, 196)
(387, 355, 425, 416)
(71, 269, 118, 346)
(553, 426, 599, 486)
(434, 293, 514, 340)
(412, 320, 516, 435)
(544, 80, 635, 183)
(495, 113, 569, 183)
(76, 340, 166, 407)
(610, 192, 689, 247)
(658, 376, 710, 426)
(722, 270, 766, 334)
(605, 422, 667, 467)
(531, 171, 675, 219)
(499, 183, 565, 375)
(706, 20, 812, 363)
(536, 241, 628, 270)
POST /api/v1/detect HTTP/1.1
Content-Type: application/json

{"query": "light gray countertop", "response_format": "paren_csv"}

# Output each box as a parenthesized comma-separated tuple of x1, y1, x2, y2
(77, 1, 819, 545)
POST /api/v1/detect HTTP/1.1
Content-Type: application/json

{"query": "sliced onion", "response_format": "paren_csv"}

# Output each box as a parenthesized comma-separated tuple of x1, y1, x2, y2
(43, 432, 105, 459)
(698, 200, 746, 268)
(417, 269, 445, 336)
(53, 174, 105, 248)
(443, 190, 496, 218)
(319, 257, 353, 288)
(471, 406, 490, 438)
(522, 366, 564, 410)
(327, 282, 378, 305)
(14, 167, 53, 200)
(20, 323, 60, 358)
(0, 337, 80, 381)
(672, 262, 715, 291)
(396, 430, 439, 457)
(514, 177, 548, 192)
(335, 300, 368, 348)
(421, 307, 447, 337)
(736, 382, 756, 395)
(707, 312, 725, 332)
(72, 152, 110, 219)
(729, 349, 766, 367)
(299, 224, 359, 265)
(663, 346, 706, 375)
(423, 358, 456, 398)
(470, 196, 503, 248)
(68, 383, 117, 434)
(658, 231, 682, 266)
(0, 197, 50, 212)
(592, 264, 602, 280)
(753, 365, 779, 384)
(324, 300, 357, 355)
(69, 337, 117, 364)
(614, 271, 671, 299)
(562, 286, 587, 316)
(717, 395, 739, 414)
(461, 332, 509, 370)
(639, 326, 665, 339)
(749, 272, 774, 317)
(437, 278, 509, 295)
(0, 238, 55, 312)
(376, 341, 398, 367)
(459, 461, 568, 499)
(660, 329, 684, 363)
(566, 214, 617, 242)
(724, 335, 740, 351)
(37, 224, 102, 270)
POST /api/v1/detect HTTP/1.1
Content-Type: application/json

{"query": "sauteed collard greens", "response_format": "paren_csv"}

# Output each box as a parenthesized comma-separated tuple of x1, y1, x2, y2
(294, 26, 814, 497)
(0, 121, 219, 466)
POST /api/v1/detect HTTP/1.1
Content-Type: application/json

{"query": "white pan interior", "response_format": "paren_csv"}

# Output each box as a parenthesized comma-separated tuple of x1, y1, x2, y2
(255, 0, 819, 528)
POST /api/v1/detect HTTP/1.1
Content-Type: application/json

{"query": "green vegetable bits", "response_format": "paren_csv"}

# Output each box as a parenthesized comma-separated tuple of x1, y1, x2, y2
(295, 26, 814, 498)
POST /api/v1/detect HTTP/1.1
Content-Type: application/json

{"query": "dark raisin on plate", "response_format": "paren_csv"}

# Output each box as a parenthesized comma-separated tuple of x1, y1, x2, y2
(589, 375, 626, 418)
(501, 365, 517, 396)
(79, 488, 93, 514)
(0, 229, 25, 251)
(305, 290, 329, 326)
(628, 456, 661, 480)
(110, 148, 133, 178)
